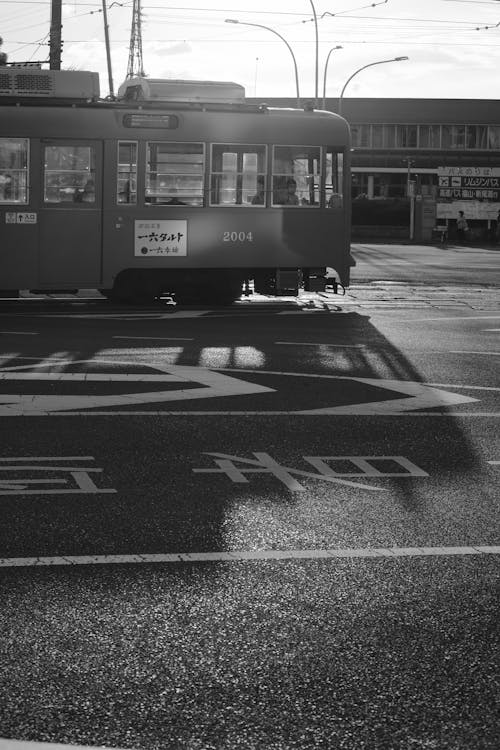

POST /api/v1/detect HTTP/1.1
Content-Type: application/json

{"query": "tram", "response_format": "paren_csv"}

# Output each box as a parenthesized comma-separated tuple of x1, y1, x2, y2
(0, 67, 352, 303)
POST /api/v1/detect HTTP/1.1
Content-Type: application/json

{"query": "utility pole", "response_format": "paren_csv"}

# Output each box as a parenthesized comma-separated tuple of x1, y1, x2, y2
(49, 0, 62, 69)
(126, 0, 145, 78)
(405, 157, 416, 240)
(102, 0, 115, 97)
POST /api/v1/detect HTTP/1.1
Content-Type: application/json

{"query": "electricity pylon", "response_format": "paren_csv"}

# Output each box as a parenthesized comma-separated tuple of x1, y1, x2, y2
(126, 0, 145, 78)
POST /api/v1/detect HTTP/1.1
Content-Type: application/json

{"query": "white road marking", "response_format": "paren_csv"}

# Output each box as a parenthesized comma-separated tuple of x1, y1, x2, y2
(23, 411, 500, 416)
(0, 331, 38, 335)
(194, 452, 386, 491)
(448, 350, 500, 356)
(275, 342, 364, 348)
(0, 741, 133, 750)
(0, 456, 116, 495)
(488, 460, 500, 465)
(113, 336, 194, 341)
(0, 456, 95, 461)
(194, 452, 428, 492)
(399, 315, 500, 322)
(0, 361, 275, 414)
(426, 383, 500, 391)
(482, 329, 500, 332)
(298, 377, 477, 415)
(0, 365, 492, 416)
(37, 310, 208, 319)
(0, 546, 498, 568)
(0, 373, 184, 382)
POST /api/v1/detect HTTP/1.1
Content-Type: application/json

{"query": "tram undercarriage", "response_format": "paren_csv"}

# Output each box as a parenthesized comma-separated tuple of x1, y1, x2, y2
(98, 266, 330, 304)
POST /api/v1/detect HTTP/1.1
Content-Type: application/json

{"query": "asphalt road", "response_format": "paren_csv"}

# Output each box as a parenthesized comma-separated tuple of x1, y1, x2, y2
(0, 251, 499, 750)
(350, 241, 500, 286)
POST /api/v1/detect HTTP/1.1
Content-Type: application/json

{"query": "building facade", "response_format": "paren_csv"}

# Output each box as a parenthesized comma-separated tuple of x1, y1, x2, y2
(247, 97, 500, 237)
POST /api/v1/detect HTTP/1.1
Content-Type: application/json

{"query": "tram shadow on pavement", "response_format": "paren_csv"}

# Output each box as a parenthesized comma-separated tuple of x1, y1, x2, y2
(99, 308, 484, 552)
(0, 307, 486, 557)
(0, 308, 494, 750)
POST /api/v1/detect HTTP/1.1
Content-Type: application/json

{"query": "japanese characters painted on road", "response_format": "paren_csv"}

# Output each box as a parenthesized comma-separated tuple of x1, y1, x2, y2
(194, 452, 429, 492)
(0, 456, 115, 495)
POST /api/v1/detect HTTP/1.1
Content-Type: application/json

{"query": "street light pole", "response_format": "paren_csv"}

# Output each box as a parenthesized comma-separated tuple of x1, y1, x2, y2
(308, 0, 319, 107)
(225, 19, 300, 107)
(338, 56, 409, 116)
(322, 45, 342, 110)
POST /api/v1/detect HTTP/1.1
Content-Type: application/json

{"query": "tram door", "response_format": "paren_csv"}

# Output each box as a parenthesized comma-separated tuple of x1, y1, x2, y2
(38, 140, 102, 287)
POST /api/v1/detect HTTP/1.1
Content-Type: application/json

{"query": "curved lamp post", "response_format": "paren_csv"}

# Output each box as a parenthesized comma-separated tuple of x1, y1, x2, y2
(322, 45, 342, 110)
(308, 0, 319, 106)
(225, 19, 300, 107)
(338, 56, 409, 116)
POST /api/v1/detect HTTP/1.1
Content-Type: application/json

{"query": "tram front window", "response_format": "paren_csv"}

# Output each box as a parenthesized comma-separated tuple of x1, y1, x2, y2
(43, 145, 95, 203)
(326, 149, 344, 208)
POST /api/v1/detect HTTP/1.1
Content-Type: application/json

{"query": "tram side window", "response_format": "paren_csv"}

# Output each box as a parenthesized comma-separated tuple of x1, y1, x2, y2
(272, 146, 320, 206)
(210, 145, 267, 206)
(44, 145, 95, 203)
(145, 142, 204, 205)
(0, 138, 29, 204)
(326, 149, 344, 208)
(117, 141, 137, 204)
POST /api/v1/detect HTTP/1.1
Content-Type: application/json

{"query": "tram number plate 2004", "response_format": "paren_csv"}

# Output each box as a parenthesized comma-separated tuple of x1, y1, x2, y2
(223, 231, 254, 242)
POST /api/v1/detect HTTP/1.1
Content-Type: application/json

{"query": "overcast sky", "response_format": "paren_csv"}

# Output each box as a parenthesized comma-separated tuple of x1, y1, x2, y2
(2, 0, 500, 100)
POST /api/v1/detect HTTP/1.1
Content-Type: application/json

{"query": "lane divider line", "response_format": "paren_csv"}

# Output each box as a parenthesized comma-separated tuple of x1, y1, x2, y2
(10, 411, 499, 417)
(0, 740, 134, 750)
(0, 546, 499, 568)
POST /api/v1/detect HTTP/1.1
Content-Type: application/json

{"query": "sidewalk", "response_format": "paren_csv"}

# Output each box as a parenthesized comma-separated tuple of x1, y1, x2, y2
(328, 283, 500, 310)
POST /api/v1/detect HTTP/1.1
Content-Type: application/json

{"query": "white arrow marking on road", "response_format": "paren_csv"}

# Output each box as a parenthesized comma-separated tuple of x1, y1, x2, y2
(0, 364, 481, 416)
(0, 361, 274, 414)
(297, 377, 478, 414)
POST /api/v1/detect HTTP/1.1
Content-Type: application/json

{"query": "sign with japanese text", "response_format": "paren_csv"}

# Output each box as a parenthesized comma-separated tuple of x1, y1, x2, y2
(437, 167, 500, 177)
(437, 167, 500, 201)
(436, 200, 500, 220)
(134, 220, 187, 257)
(5, 212, 37, 224)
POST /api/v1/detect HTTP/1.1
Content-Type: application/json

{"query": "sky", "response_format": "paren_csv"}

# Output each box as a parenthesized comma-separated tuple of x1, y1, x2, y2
(2, 0, 500, 100)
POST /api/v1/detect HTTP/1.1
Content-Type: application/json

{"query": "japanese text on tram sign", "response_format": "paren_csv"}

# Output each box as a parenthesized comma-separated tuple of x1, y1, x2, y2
(0, 456, 116, 496)
(193, 453, 428, 492)
(134, 219, 187, 257)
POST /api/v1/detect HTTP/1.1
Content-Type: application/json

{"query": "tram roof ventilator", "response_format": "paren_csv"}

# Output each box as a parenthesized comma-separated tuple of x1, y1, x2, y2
(117, 76, 246, 105)
(0, 68, 100, 100)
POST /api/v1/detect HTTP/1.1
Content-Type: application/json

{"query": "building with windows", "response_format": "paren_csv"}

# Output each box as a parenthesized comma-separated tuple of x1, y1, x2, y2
(247, 97, 500, 238)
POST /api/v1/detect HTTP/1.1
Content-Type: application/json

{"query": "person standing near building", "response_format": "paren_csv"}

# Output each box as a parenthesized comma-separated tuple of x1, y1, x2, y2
(456, 210, 468, 243)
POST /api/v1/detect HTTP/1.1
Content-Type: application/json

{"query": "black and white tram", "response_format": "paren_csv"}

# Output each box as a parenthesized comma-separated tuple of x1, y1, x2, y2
(0, 67, 352, 303)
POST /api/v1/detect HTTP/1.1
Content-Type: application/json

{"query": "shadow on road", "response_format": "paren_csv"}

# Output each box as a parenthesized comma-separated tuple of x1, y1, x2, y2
(0, 305, 485, 556)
